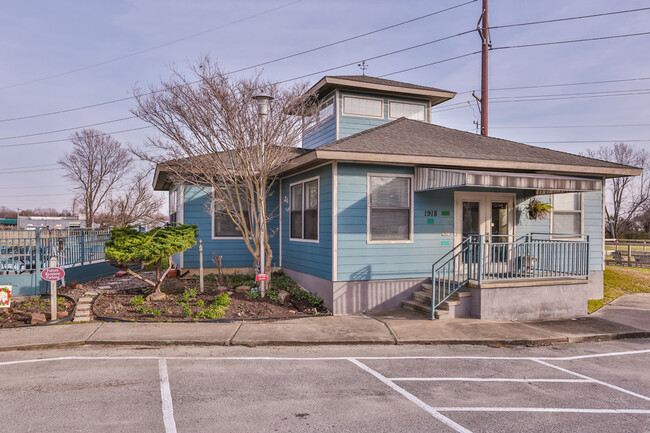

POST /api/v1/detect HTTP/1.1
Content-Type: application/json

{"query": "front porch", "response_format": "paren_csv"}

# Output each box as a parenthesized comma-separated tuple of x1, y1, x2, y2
(404, 233, 593, 320)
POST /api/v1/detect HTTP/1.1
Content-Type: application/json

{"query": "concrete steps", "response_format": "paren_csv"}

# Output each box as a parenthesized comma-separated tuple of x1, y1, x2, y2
(402, 280, 472, 319)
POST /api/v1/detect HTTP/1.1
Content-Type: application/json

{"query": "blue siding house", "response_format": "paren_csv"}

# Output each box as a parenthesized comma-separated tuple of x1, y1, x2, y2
(154, 75, 640, 319)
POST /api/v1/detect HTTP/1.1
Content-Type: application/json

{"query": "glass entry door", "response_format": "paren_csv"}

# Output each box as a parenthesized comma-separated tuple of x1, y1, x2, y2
(454, 193, 515, 269)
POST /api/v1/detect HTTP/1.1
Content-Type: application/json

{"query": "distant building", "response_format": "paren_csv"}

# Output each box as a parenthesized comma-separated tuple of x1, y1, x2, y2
(18, 216, 86, 229)
(0, 218, 17, 228)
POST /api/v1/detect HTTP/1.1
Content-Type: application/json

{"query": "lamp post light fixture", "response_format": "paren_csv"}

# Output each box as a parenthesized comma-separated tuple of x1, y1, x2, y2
(253, 92, 273, 297)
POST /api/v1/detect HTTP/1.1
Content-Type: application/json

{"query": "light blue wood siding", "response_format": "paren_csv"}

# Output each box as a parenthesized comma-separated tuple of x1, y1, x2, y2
(583, 190, 604, 271)
(281, 164, 332, 280)
(336, 163, 455, 281)
(336, 165, 604, 281)
(181, 185, 280, 269)
(338, 92, 430, 139)
(302, 116, 336, 149)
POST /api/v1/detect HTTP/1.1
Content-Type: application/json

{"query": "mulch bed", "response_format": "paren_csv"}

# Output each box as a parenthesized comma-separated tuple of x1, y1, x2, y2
(0, 296, 75, 328)
(91, 273, 329, 322)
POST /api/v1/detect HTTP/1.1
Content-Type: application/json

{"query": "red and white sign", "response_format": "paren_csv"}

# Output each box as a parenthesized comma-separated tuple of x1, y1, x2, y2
(255, 273, 269, 282)
(41, 267, 65, 282)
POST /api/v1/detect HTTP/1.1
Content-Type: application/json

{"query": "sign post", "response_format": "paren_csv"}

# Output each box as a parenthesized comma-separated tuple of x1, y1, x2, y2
(41, 258, 65, 321)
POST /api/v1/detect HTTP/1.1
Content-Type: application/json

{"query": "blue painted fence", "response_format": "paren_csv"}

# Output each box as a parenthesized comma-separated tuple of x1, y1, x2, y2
(0, 228, 112, 296)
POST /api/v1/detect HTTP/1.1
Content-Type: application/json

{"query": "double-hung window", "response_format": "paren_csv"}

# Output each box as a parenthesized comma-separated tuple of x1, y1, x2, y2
(551, 192, 583, 237)
(290, 178, 319, 241)
(368, 175, 412, 242)
(342, 96, 383, 118)
(213, 191, 249, 238)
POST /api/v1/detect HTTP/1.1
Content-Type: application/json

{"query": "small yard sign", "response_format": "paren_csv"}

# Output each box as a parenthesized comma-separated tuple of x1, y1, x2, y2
(0, 285, 11, 308)
(256, 273, 269, 282)
(41, 267, 65, 282)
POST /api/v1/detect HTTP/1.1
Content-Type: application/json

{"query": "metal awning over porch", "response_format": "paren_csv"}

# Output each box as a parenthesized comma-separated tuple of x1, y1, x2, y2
(414, 167, 602, 193)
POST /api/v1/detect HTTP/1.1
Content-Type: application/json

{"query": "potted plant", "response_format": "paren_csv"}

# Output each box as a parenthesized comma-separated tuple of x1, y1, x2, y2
(527, 198, 553, 220)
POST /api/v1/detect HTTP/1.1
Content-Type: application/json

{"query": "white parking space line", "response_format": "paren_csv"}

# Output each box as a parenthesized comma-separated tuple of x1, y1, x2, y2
(348, 358, 473, 433)
(434, 407, 650, 414)
(533, 359, 650, 402)
(390, 378, 591, 383)
(158, 359, 178, 433)
(0, 348, 648, 366)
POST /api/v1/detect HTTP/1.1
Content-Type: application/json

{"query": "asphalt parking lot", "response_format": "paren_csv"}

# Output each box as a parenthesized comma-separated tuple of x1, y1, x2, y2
(1, 340, 649, 432)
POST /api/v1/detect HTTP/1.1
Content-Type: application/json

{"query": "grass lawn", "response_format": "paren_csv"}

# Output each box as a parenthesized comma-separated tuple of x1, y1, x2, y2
(589, 266, 650, 313)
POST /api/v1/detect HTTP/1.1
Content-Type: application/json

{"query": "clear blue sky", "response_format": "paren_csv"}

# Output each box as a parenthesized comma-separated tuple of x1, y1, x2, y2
(1, 0, 649, 211)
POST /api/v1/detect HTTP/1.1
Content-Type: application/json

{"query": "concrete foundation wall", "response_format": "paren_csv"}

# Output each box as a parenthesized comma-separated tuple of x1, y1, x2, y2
(586, 270, 604, 300)
(283, 268, 334, 311)
(470, 281, 590, 321)
(332, 278, 426, 315)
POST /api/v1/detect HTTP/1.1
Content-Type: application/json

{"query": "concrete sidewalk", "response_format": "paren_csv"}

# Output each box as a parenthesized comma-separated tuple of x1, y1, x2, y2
(1, 294, 648, 351)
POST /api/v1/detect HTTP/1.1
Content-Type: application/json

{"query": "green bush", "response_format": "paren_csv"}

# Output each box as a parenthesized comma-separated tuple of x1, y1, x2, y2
(195, 293, 230, 319)
(226, 274, 255, 287)
(130, 295, 146, 306)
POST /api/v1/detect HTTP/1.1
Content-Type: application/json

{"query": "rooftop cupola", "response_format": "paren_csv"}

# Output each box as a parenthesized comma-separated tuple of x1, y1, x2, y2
(299, 75, 456, 149)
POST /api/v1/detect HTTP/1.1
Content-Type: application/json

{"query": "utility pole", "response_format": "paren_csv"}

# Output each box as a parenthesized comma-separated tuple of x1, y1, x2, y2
(478, 0, 489, 136)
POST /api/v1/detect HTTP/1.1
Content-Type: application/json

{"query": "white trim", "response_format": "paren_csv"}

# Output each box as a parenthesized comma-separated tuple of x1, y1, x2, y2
(280, 161, 332, 181)
(335, 89, 340, 140)
(279, 178, 283, 267)
(454, 191, 516, 247)
(289, 175, 320, 243)
(341, 95, 384, 119)
(388, 100, 427, 121)
(366, 172, 415, 244)
(550, 192, 584, 240)
(332, 162, 338, 281)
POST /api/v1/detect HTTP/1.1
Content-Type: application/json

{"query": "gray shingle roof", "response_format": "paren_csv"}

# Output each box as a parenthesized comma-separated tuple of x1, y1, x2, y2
(316, 117, 636, 171)
(328, 75, 454, 94)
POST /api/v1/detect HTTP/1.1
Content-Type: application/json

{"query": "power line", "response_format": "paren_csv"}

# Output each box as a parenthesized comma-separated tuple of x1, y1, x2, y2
(526, 139, 650, 144)
(491, 91, 650, 103)
(379, 51, 481, 77)
(455, 76, 650, 95)
(0, 163, 59, 170)
(0, 1, 475, 123)
(0, 126, 154, 148)
(0, 168, 63, 175)
(489, 6, 650, 30)
(0, 193, 74, 198)
(0, 116, 138, 140)
(0, 0, 307, 91)
(492, 123, 650, 129)
(492, 31, 650, 51)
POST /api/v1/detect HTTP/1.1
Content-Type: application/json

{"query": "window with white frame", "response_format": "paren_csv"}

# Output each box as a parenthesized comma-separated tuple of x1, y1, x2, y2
(368, 175, 412, 241)
(388, 101, 427, 121)
(212, 193, 249, 238)
(552, 192, 582, 236)
(169, 188, 178, 224)
(342, 96, 383, 118)
(305, 97, 335, 133)
(290, 179, 318, 241)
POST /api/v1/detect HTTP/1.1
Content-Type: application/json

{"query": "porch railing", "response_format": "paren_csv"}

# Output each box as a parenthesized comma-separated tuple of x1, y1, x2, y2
(431, 233, 589, 317)
(0, 228, 111, 274)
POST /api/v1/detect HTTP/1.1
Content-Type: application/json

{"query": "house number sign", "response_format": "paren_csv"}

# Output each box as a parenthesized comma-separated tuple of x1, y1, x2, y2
(424, 210, 438, 217)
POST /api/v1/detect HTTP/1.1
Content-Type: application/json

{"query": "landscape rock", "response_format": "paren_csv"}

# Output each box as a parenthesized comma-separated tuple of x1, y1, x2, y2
(278, 290, 290, 302)
(30, 313, 47, 324)
(115, 271, 128, 277)
(57, 311, 68, 319)
(216, 286, 229, 292)
(235, 285, 251, 293)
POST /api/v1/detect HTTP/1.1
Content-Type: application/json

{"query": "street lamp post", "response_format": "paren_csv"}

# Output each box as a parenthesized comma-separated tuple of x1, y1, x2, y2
(253, 92, 273, 297)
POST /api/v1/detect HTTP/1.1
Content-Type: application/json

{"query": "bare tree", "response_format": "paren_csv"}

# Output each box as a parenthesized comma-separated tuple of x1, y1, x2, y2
(585, 143, 650, 238)
(58, 129, 133, 227)
(101, 171, 165, 227)
(131, 57, 316, 285)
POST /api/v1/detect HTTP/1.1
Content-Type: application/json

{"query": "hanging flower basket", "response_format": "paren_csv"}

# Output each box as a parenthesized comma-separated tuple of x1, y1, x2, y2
(0, 285, 11, 308)
(527, 198, 553, 220)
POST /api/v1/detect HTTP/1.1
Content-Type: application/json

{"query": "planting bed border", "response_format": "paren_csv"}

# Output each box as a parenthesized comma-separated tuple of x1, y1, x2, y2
(90, 291, 332, 323)
(2, 294, 77, 328)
